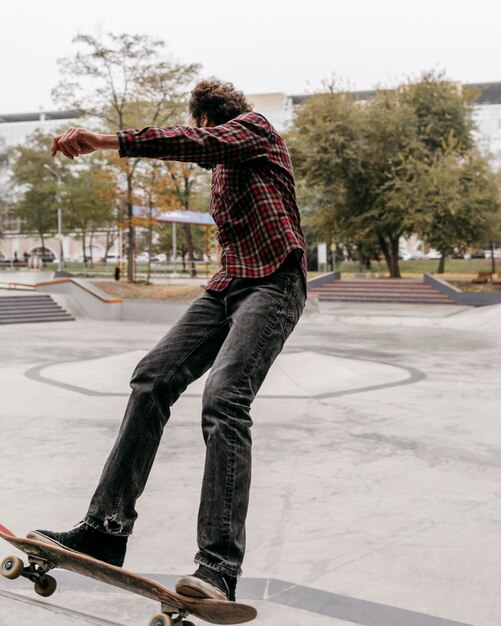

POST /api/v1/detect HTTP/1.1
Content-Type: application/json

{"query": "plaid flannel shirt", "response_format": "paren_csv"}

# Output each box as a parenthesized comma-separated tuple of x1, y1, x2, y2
(117, 112, 307, 293)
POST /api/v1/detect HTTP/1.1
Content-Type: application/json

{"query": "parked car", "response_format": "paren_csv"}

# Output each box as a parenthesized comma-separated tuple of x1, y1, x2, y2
(99, 254, 120, 263)
(470, 249, 486, 259)
(38, 251, 56, 262)
(71, 253, 101, 263)
(484, 249, 501, 259)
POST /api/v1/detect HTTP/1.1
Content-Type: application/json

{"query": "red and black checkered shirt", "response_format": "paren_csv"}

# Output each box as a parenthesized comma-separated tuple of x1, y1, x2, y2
(117, 112, 307, 292)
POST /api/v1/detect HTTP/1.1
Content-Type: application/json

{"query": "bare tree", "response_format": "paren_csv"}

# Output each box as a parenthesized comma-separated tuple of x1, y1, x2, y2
(52, 31, 200, 281)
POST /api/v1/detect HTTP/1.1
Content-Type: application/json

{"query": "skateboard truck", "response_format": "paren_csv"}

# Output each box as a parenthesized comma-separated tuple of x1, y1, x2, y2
(1, 554, 58, 597)
(149, 609, 195, 626)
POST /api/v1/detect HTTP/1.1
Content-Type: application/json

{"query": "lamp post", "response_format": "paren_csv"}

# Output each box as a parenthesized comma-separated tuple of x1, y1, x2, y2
(170, 222, 180, 277)
(43, 164, 64, 272)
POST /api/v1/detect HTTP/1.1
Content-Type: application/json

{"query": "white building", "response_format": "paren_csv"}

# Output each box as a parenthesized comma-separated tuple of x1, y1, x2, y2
(469, 82, 501, 166)
(0, 110, 80, 151)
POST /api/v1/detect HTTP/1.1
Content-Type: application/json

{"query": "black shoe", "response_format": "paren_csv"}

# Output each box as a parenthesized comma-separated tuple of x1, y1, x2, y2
(27, 523, 127, 567)
(176, 565, 237, 602)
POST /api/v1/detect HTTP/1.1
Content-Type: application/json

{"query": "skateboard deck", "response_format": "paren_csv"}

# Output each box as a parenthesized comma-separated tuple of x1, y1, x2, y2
(0, 525, 256, 626)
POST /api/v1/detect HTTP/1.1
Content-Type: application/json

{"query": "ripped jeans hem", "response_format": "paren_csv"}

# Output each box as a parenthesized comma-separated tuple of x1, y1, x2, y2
(194, 552, 242, 578)
(83, 514, 132, 538)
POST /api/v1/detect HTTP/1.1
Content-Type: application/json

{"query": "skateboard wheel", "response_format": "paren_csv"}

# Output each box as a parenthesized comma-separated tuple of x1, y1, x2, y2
(148, 614, 174, 626)
(1, 556, 24, 579)
(148, 613, 174, 626)
(34, 574, 57, 597)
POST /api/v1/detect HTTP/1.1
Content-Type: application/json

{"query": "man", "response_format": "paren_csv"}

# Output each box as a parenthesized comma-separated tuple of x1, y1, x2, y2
(30, 80, 307, 602)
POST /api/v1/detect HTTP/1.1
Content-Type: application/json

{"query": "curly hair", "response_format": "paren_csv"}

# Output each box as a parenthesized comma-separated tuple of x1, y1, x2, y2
(189, 80, 253, 127)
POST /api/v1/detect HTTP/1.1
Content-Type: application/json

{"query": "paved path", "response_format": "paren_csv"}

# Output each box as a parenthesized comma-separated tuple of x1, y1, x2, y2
(1, 302, 500, 625)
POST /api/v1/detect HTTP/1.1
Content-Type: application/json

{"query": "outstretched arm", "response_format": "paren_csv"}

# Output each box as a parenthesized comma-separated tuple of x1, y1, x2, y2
(52, 113, 271, 165)
(116, 113, 271, 166)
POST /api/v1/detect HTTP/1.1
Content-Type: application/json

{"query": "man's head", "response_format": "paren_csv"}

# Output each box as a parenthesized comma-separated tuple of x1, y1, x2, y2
(189, 80, 252, 127)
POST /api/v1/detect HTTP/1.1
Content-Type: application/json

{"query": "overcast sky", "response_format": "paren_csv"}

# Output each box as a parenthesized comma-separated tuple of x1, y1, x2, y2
(2, 0, 500, 114)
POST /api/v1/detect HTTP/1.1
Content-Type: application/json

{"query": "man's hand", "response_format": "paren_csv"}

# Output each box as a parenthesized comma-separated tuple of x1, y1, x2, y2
(51, 128, 119, 160)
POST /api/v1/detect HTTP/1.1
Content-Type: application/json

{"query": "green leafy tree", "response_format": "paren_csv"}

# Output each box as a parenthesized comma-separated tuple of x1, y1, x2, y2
(161, 162, 211, 276)
(288, 86, 366, 270)
(134, 159, 181, 281)
(400, 71, 478, 156)
(60, 156, 117, 265)
(133, 159, 211, 279)
(290, 85, 422, 277)
(154, 220, 209, 271)
(289, 71, 492, 278)
(412, 149, 500, 272)
(0, 147, 10, 243)
(10, 131, 64, 253)
(491, 170, 501, 273)
(472, 166, 501, 274)
(354, 89, 424, 277)
(52, 31, 201, 281)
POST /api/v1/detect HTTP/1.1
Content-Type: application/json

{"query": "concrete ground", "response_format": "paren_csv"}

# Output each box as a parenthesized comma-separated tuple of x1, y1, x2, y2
(1, 299, 501, 626)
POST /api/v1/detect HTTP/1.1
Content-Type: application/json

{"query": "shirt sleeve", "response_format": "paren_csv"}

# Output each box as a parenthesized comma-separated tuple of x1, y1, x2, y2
(116, 112, 271, 166)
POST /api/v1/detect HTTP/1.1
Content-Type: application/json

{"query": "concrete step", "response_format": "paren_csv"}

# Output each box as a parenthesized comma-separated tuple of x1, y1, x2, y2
(0, 303, 68, 311)
(308, 277, 457, 305)
(310, 289, 456, 299)
(0, 316, 74, 325)
(0, 296, 53, 302)
(312, 283, 433, 291)
(318, 294, 456, 304)
(0, 294, 74, 324)
(310, 285, 437, 292)
(315, 288, 453, 296)
(0, 309, 73, 317)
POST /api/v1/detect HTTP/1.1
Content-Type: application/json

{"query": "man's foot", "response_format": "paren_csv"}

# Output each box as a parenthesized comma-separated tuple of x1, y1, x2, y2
(176, 565, 237, 602)
(27, 523, 127, 567)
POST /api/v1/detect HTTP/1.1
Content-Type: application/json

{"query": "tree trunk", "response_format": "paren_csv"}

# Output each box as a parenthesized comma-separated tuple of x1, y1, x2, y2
(437, 253, 446, 274)
(146, 205, 154, 283)
(390, 237, 401, 278)
(356, 240, 363, 272)
(89, 232, 94, 267)
(377, 234, 392, 276)
(82, 231, 87, 267)
(490, 240, 496, 274)
(182, 223, 196, 277)
(182, 174, 196, 277)
(104, 227, 117, 263)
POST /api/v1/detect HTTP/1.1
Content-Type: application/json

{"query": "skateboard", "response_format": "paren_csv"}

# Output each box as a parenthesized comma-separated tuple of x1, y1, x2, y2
(0, 525, 257, 626)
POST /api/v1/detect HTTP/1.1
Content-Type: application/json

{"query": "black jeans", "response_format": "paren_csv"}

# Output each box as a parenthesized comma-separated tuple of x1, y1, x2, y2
(84, 255, 306, 577)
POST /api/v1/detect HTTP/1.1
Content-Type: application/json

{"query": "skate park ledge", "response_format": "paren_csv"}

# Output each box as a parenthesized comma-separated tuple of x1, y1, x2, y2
(1, 277, 197, 323)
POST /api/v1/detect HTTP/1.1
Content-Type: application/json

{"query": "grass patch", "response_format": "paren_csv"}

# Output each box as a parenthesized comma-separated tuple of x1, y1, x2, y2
(447, 280, 501, 293)
(336, 259, 499, 275)
(92, 281, 205, 301)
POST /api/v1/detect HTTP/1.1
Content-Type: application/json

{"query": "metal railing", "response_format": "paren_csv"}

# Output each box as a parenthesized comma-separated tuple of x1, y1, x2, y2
(0, 281, 36, 291)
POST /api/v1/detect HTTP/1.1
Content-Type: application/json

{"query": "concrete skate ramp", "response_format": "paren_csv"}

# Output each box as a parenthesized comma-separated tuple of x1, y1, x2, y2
(445, 302, 501, 331)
